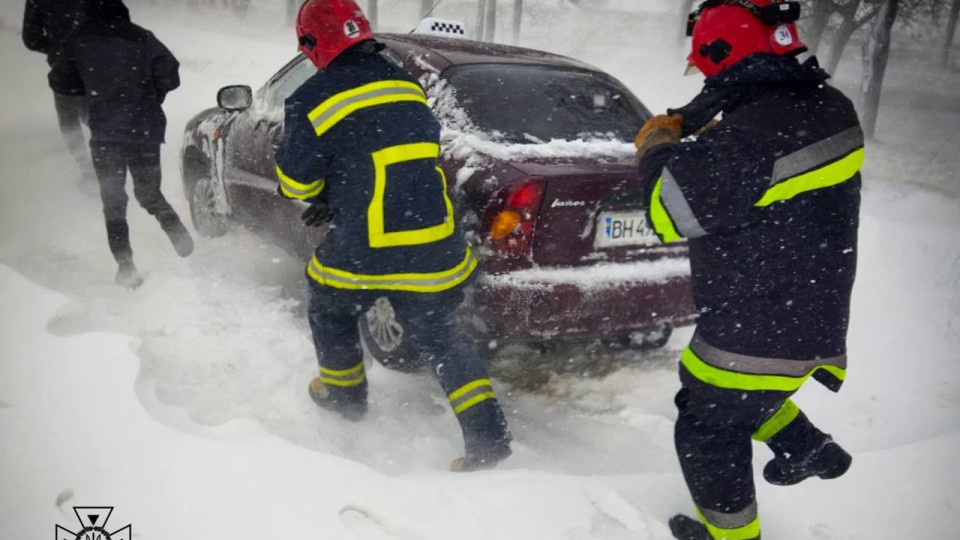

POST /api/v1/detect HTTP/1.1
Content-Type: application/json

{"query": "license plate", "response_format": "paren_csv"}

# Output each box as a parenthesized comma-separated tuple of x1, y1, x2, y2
(595, 211, 659, 248)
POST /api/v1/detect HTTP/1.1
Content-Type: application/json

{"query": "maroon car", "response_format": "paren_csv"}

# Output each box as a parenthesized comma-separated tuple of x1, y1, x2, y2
(180, 33, 695, 367)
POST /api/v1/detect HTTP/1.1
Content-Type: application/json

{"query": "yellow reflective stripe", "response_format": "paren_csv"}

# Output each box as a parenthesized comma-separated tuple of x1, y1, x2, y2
(306, 248, 477, 293)
(319, 363, 365, 377)
(449, 379, 493, 402)
(368, 142, 455, 248)
(319, 373, 367, 387)
(697, 510, 760, 540)
(681, 347, 847, 392)
(308, 80, 428, 138)
(453, 392, 497, 414)
(755, 148, 864, 207)
(276, 165, 324, 200)
(318, 362, 366, 387)
(753, 399, 800, 442)
(650, 176, 682, 243)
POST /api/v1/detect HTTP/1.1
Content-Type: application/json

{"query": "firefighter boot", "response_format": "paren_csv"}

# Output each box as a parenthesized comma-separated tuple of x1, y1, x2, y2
(669, 514, 760, 540)
(763, 438, 852, 486)
(158, 210, 194, 258)
(308, 377, 368, 422)
(450, 403, 512, 472)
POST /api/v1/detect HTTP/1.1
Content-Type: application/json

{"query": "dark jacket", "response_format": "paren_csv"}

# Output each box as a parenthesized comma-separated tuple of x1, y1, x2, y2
(22, 0, 87, 66)
(639, 55, 863, 390)
(48, 1, 179, 143)
(276, 44, 476, 294)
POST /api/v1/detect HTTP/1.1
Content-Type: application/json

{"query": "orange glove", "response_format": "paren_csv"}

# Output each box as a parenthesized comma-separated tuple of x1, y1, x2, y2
(634, 114, 683, 161)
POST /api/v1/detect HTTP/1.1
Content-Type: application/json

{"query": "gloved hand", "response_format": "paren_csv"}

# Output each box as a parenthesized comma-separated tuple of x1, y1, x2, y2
(634, 114, 683, 162)
(301, 202, 334, 227)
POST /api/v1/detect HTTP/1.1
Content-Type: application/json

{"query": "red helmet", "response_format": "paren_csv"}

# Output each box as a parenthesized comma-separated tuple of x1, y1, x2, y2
(687, 0, 807, 78)
(296, 0, 374, 69)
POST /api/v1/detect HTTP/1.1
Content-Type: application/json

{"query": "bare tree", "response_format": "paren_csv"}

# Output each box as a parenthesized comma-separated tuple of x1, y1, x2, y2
(860, 0, 900, 139)
(421, 0, 434, 18)
(512, 0, 524, 45)
(943, 0, 960, 66)
(476, 0, 487, 40)
(485, 0, 499, 42)
(678, 0, 698, 44)
(368, 0, 378, 29)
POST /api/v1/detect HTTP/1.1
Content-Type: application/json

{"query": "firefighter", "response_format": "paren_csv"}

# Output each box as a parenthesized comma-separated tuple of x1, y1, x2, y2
(49, 0, 193, 288)
(276, 0, 511, 471)
(634, 1, 863, 538)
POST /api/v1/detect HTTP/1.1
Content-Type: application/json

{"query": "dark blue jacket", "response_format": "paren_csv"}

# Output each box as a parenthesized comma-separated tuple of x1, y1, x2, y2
(276, 44, 476, 293)
(48, 1, 179, 143)
(639, 55, 862, 391)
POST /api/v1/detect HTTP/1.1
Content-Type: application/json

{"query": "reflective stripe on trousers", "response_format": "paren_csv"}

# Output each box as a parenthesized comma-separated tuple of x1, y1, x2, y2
(682, 333, 847, 392)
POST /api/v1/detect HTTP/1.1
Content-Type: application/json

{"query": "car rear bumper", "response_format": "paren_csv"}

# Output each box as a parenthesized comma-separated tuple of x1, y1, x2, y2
(462, 258, 697, 342)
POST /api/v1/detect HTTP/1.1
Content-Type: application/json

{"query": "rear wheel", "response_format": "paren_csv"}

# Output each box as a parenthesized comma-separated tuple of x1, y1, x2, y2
(190, 176, 231, 238)
(358, 297, 423, 373)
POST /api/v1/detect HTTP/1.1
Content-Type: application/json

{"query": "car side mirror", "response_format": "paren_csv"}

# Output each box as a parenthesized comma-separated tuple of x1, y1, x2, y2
(217, 85, 253, 111)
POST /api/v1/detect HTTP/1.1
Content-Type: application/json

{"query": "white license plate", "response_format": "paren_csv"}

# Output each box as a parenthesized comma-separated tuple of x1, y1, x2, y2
(595, 211, 659, 248)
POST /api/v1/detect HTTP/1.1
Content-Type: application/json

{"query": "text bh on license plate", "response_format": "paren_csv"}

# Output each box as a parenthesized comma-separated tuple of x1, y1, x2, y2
(595, 211, 659, 248)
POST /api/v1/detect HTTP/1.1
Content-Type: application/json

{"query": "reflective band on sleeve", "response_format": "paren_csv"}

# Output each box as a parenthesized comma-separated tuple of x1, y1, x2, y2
(753, 399, 800, 442)
(307, 247, 477, 293)
(368, 142, 455, 248)
(698, 504, 760, 540)
(308, 80, 429, 138)
(757, 126, 865, 207)
(448, 378, 497, 415)
(682, 335, 847, 392)
(276, 165, 325, 200)
(649, 176, 683, 244)
(660, 168, 707, 239)
(319, 362, 366, 387)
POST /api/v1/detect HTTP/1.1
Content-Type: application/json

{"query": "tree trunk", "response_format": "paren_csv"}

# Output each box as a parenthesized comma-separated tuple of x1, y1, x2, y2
(368, 0, 378, 29)
(512, 0, 523, 45)
(678, 0, 698, 44)
(823, 0, 866, 75)
(942, 0, 960, 67)
(860, 0, 899, 140)
(421, 0, 434, 18)
(476, 0, 487, 40)
(286, 0, 299, 26)
(484, 0, 498, 42)
(806, 0, 834, 54)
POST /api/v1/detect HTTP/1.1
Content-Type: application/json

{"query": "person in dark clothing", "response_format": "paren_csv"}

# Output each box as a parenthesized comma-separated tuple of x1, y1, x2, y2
(277, 0, 511, 471)
(634, 2, 863, 539)
(22, 0, 96, 183)
(48, 0, 193, 288)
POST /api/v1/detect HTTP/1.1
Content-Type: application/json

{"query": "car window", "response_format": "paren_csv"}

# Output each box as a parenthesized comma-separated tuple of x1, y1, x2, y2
(260, 56, 318, 112)
(444, 64, 650, 145)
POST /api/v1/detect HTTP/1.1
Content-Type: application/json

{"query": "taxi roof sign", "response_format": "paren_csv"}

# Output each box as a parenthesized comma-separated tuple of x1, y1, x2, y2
(413, 18, 468, 40)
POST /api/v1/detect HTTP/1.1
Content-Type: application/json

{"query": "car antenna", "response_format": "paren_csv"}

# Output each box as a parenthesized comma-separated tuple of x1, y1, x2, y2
(409, 0, 445, 33)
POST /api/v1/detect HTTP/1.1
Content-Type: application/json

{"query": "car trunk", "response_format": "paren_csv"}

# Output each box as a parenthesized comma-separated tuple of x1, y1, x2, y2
(511, 159, 680, 268)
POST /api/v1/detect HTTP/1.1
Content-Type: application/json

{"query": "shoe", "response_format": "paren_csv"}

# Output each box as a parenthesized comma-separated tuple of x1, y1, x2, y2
(763, 439, 852, 486)
(115, 261, 143, 289)
(669, 515, 711, 540)
(159, 212, 194, 258)
(307, 377, 367, 422)
(450, 440, 512, 472)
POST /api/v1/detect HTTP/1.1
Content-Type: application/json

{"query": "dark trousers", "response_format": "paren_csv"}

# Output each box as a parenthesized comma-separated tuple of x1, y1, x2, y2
(307, 281, 510, 452)
(53, 92, 95, 181)
(90, 142, 179, 264)
(675, 365, 829, 537)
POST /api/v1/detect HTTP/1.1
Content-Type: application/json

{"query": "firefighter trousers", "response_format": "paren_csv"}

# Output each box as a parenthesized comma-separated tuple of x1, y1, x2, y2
(306, 280, 511, 453)
(674, 363, 831, 539)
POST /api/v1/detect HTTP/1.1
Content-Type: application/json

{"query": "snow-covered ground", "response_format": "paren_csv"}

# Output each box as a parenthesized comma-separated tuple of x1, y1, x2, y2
(1, 1, 958, 538)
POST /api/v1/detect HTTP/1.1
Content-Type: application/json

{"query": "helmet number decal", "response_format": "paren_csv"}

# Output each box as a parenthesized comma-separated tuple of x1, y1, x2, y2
(344, 20, 361, 39)
(774, 25, 794, 47)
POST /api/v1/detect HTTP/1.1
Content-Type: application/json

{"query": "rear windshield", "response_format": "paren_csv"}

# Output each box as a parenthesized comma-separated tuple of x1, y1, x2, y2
(444, 64, 649, 145)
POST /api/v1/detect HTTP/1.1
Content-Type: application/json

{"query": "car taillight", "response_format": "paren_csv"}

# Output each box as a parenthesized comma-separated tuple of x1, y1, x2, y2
(488, 176, 545, 257)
